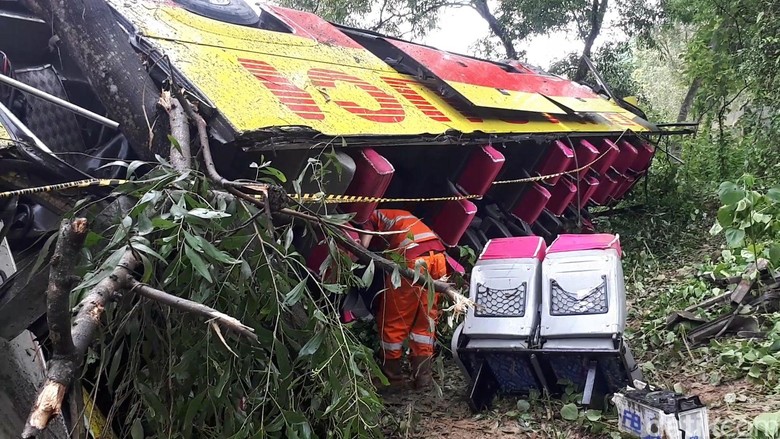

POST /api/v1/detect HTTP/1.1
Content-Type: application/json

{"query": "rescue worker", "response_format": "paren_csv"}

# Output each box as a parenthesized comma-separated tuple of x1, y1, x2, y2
(360, 209, 448, 391)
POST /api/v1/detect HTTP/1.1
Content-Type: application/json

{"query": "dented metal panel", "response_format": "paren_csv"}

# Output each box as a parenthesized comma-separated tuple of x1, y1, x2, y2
(106, 0, 650, 141)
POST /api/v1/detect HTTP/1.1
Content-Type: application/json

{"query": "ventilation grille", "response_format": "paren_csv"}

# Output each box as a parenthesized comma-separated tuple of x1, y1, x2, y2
(475, 282, 526, 317)
(550, 276, 608, 315)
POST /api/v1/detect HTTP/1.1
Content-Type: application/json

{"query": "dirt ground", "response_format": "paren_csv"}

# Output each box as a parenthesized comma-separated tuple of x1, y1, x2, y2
(381, 361, 602, 439)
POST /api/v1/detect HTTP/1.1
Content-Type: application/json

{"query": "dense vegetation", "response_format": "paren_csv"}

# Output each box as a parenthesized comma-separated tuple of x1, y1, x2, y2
(30, 0, 780, 437)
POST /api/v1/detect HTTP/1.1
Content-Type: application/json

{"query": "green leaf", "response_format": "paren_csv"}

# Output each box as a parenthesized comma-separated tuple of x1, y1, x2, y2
(299, 331, 324, 358)
(709, 222, 724, 235)
(753, 412, 780, 438)
(167, 134, 182, 153)
(770, 244, 780, 265)
(284, 226, 294, 250)
(131, 242, 166, 262)
(214, 363, 231, 398)
(560, 403, 579, 421)
(260, 166, 288, 183)
(516, 399, 531, 412)
(585, 409, 602, 422)
(200, 239, 240, 264)
(130, 419, 144, 439)
(187, 208, 231, 219)
(26, 232, 57, 284)
(285, 280, 307, 306)
(184, 244, 213, 283)
(361, 260, 375, 288)
(725, 228, 746, 248)
(719, 182, 745, 205)
(108, 343, 125, 390)
(717, 204, 737, 227)
(768, 187, 780, 203)
(391, 267, 401, 289)
(183, 391, 207, 437)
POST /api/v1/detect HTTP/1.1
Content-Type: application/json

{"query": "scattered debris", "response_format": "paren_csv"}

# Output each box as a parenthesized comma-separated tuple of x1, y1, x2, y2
(613, 381, 710, 439)
(667, 258, 779, 344)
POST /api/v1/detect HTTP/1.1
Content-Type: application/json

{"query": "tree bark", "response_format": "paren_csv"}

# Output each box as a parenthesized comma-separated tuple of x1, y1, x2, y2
(677, 77, 701, 122)
(472, 0, 518, 60)
(574, 0, 608, 81)
(23, 218, 90, 438)
(160, 91, 192, 172)
(20, 0, 169, 160)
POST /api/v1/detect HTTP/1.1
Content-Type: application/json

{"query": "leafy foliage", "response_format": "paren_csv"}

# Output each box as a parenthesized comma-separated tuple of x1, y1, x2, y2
(77, 161, 383, 438)
(710, 176, 780, 267)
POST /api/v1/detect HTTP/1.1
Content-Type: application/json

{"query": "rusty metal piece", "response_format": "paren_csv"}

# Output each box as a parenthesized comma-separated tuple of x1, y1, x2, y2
(730, 259, 769, 304)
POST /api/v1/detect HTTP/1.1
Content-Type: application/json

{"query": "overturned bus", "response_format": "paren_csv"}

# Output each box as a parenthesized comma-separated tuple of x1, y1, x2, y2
(0, 0, 688, 435)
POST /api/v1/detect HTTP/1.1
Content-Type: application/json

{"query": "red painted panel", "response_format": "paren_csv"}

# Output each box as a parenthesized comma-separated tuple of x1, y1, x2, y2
(265, 6, 364, 49)
(612, 173, 638, 201)
(308, 69, 405, 123)
(578, 174, 600, 206)
(384, 40, 602, 99)
(480, 236, 547, 260)
(239, 58, 324, 120)
(548, 233, 621, 257)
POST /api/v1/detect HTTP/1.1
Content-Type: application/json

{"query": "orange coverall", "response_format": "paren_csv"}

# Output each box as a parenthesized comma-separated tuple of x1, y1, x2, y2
(363, 209, 447, 360)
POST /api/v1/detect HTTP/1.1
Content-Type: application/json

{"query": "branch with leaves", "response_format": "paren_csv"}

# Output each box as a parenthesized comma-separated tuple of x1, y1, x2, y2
(23, 217, 257, 436)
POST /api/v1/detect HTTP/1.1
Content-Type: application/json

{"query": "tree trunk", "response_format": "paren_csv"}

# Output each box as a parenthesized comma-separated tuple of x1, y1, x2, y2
(574, 0, 608, 81)
(472, 0, 518, 60)
(677, 78, 701, 122)
(20, 0, 169, 160)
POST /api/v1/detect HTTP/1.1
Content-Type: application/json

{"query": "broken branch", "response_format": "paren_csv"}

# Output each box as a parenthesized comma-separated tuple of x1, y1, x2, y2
(123, 278, 258, 342)
(159, 90, 191, 172)
(328, 227, 471, 312)
(23, 218, 89, 437)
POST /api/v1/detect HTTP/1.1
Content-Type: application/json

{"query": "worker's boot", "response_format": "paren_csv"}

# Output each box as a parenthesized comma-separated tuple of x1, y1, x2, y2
(410, 356, 434, 390)
(375, 358, 407, 393)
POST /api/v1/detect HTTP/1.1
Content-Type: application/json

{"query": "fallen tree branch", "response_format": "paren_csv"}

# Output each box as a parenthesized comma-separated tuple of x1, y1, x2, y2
(23, 242, 259, 436)
(328, 227, 471, 312)
(159, 90, 191, 172)
(123, 278, 258, 342)
(23, 218, 89, 437)
(24, 246, 139, 438)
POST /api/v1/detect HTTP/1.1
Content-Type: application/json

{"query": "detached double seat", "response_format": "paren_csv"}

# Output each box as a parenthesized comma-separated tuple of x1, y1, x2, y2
(452, 233, 642, 411)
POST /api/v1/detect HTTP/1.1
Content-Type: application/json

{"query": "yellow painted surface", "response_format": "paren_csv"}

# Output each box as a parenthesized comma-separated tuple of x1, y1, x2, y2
(448, 82, 568, 115)
(108, 1, 649, 138)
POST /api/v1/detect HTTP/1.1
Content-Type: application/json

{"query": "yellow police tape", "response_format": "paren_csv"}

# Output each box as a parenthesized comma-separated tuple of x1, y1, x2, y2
(0, 148, 610, 204)
(82, 388, 118, 439)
